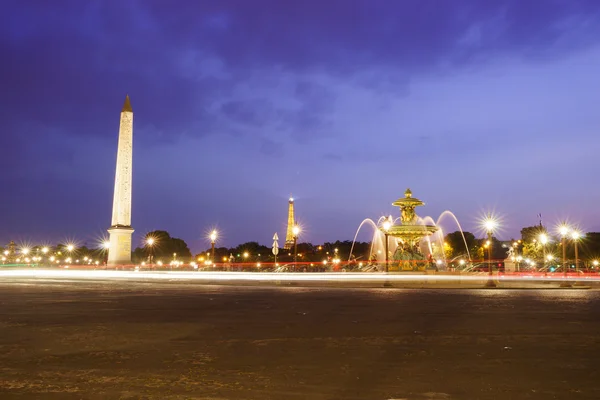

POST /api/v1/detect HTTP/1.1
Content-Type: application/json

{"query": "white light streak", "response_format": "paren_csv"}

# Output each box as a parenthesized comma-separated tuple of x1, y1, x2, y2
(0, 270, 598, 283)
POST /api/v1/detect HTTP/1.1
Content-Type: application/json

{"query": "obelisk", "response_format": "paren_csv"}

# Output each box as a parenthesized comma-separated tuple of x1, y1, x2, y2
(107, 95, 134, 266)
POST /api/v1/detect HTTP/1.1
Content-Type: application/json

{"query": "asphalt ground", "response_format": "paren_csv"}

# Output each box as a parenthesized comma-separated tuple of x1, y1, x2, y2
(0, 278, 599, 399)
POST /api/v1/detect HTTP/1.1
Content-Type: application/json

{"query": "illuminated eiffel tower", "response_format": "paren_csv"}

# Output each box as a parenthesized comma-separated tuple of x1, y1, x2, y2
(284, 197, 295, 249)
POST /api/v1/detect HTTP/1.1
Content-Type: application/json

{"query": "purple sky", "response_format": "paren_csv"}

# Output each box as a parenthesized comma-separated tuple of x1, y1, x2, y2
(2, 0, 600, 252)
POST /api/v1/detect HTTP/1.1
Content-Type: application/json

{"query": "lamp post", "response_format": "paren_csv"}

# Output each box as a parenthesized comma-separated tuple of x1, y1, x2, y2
(571, 231, 580, 272)
(243, 251, 249, 270)
(21, 248, 30, 266)
(539, 233, 548, 273)
(382, 216, 392, 273)
(102, 241, 110, 267)
(210, 230, 217, 265)
(292, 225, 300, 271)
(559, 224, 571, 288)
(66, 244, 75, 266)
(146, 237, 155, 269)
(41, 247, 49, 266)
(483, 216, 497, 288)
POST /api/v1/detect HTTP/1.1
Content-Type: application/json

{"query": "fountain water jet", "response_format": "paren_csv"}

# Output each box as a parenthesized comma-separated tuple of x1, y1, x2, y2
(436, 210, 472, 261)
(349, 218, 381, 263)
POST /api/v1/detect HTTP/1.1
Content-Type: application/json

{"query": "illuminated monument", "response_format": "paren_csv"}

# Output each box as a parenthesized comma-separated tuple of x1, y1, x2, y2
(107, 96, 134, 265)
(284, 197, 295, 249)
(384, 189, 439, 270)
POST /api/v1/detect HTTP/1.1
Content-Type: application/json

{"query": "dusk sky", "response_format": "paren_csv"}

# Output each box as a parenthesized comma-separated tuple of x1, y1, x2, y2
(2, 0, 600, 252)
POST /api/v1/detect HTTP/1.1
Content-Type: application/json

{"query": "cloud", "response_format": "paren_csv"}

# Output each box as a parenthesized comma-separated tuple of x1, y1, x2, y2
(220, 99, 271, 127)
(259, 137, 283, 156)
(3, 0, 599, 148)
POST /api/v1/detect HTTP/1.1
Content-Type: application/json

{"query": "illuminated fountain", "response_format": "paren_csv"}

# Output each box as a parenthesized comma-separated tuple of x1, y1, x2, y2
(349, 188, 471, 271)
(384, 189, 438, 270)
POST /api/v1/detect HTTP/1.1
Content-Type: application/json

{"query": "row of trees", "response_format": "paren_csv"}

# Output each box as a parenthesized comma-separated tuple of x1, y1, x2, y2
(443, 231, 508, 260)
(131, 231, 371, 264)
(131, 230, 192, 262)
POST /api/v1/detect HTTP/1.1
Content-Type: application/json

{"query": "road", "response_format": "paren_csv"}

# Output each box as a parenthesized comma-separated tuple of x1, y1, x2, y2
(0, 278, 599, 399)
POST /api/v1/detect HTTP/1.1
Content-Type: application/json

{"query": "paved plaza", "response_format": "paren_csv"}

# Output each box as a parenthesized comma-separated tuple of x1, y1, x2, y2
(1, 277, 599, 399)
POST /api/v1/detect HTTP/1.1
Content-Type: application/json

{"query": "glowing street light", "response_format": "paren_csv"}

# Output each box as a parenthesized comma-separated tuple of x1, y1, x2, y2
(558, 224, 571, 287)
(483, 217, 498, 233)
(145, 237, 156, 268)
(21, 248, 30, 256)
(538, 233, 549, 272)
(559, 225, 569, 237)
(381, 215, 393, 274)
(481, 215, 498, 288)
(209, 230, 218, 264)
(571, 230, 582, 273)
(292, 225, 301, 269)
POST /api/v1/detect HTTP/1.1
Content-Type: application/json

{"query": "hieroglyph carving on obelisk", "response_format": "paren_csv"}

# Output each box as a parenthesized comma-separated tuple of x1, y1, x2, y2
(107, 95, 134, 265)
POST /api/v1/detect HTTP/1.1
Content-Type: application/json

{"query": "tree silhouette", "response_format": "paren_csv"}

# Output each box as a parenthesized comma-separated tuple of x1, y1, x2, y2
(132, 230, 192, 263)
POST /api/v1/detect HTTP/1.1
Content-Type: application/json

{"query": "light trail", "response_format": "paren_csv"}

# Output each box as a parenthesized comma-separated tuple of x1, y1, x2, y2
(0, 269, 599, 284)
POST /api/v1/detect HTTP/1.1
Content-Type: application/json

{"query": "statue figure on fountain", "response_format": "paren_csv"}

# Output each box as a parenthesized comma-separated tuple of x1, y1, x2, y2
(401, 206, 417, 225)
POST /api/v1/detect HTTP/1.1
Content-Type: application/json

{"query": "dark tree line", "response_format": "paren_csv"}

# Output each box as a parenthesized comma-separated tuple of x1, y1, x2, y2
(132, 230, 192, 263)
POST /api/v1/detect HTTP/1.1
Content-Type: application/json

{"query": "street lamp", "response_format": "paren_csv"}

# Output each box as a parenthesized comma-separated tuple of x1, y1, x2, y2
(382, 216, 392, 273)
(146, 237, 156, 268)
(100, 241, 110, 266)
(558, 224, 571, 287)
(571, 231, 581, 274)
(482, 216, 497, 288)
(210, 230, 217, 265)
(539, 233, 548, 272)
(292, 225, 300, 270)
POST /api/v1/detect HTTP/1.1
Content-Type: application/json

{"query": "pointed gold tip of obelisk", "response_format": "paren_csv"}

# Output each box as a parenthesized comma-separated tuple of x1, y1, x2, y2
(122, 95, 132, 112)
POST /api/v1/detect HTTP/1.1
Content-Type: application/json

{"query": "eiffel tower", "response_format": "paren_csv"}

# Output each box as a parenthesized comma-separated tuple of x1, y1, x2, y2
(284, 197, 295, 249)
